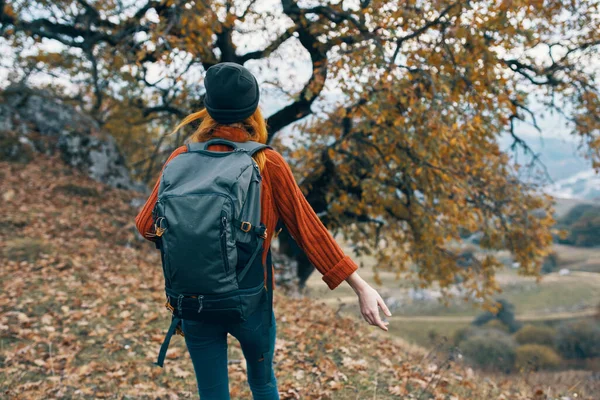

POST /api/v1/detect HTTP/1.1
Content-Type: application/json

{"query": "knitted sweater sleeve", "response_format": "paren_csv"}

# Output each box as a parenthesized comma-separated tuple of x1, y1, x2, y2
(266, 149, 358, 290)
(134, 146, 188, 241)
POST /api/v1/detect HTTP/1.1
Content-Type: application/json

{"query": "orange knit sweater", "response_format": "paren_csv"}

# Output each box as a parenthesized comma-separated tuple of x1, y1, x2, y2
(134, 126, 358, 290)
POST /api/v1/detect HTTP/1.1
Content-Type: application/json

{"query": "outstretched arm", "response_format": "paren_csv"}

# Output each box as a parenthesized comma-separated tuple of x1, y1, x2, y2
(267, 149, 391, 331)
(267, 149, 358, 289)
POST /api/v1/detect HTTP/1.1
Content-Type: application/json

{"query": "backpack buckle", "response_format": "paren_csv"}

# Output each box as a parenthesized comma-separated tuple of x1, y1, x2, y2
(240, 221, 252, 233)
(165, 299, 174, 313)
(154, 217, 167, 237)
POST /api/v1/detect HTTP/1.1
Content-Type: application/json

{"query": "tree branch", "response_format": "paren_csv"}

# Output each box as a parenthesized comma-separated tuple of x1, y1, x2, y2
(142, 105, 188, 118)
(265, 0, 331, 142)
(237, 25, 297, 63)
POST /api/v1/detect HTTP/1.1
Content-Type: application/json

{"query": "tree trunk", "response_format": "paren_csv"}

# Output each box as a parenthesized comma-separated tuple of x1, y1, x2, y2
(275, 221, 314, 290)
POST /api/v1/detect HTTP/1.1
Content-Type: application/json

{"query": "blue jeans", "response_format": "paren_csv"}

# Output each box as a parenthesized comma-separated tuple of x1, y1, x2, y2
(181, 307, 279, 399)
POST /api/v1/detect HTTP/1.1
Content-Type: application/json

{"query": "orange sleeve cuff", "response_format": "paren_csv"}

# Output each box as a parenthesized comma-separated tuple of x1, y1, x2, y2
(321, 255, 358, 290)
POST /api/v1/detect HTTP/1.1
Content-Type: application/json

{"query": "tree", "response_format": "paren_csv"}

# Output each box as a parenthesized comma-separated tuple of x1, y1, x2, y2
(2, 0, 599, 303)
(557, 204, 600, 247)
(473, 299, 521, 333)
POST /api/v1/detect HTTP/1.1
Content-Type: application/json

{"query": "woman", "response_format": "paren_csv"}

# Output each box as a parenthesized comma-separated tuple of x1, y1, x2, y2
(135, 62, 391, 399)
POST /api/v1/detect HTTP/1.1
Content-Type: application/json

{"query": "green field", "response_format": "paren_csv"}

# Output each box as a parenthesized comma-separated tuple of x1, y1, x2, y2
(305, 242, 600, 349)
(554, 244, 600, 273)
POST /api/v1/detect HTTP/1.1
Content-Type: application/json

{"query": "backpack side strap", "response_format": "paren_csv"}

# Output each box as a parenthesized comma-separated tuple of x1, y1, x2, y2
(233, 218, 267, 238)
(236, 222, 267, 282)
(266, 248, 274, 327)
(154, 315, 182, 368)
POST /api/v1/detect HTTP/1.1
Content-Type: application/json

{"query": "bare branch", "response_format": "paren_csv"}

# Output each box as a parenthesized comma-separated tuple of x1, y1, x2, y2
(237, 25, 297, 63)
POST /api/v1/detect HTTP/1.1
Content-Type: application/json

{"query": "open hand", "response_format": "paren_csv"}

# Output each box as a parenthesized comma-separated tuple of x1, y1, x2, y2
(345, 271, 392, 331)
(356, 284, 391, 331)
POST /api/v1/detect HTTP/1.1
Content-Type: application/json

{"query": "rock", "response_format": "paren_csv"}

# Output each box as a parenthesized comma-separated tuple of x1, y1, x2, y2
(559, 268, 570, 276)
(0, 86, 146, 192)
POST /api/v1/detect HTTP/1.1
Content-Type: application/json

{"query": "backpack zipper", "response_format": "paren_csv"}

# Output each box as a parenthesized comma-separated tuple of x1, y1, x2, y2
(197, 295, 204, 313)
(152, 201, 158, 220)
(252, 161, 262, 181)
(220, 213, 230, 274)
(161, 192, 236, 223)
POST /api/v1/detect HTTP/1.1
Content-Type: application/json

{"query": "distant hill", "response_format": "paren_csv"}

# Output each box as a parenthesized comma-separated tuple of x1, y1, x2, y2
(546, 169, 600, 202)
(552, 197, 599, 219)
(497, 132, 598, 202)
(555, 202, 600, 248)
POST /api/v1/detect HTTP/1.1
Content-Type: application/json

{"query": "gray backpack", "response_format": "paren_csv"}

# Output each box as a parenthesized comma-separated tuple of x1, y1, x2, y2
(151, 139, 273, 368)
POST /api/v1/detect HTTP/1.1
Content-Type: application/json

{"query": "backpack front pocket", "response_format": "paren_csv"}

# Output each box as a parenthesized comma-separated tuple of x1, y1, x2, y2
(160, 192, 239, 295)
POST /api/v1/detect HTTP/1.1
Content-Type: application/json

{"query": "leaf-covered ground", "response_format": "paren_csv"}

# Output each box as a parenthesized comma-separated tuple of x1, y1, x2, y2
(0, 156, 593, 399)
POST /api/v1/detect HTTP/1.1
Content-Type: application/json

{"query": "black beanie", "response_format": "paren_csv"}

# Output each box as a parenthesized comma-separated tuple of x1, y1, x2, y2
(204, 62, 260, 124)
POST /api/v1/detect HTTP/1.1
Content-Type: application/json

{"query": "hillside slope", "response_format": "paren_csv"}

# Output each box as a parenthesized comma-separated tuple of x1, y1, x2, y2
(0, 155, 592, 399)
